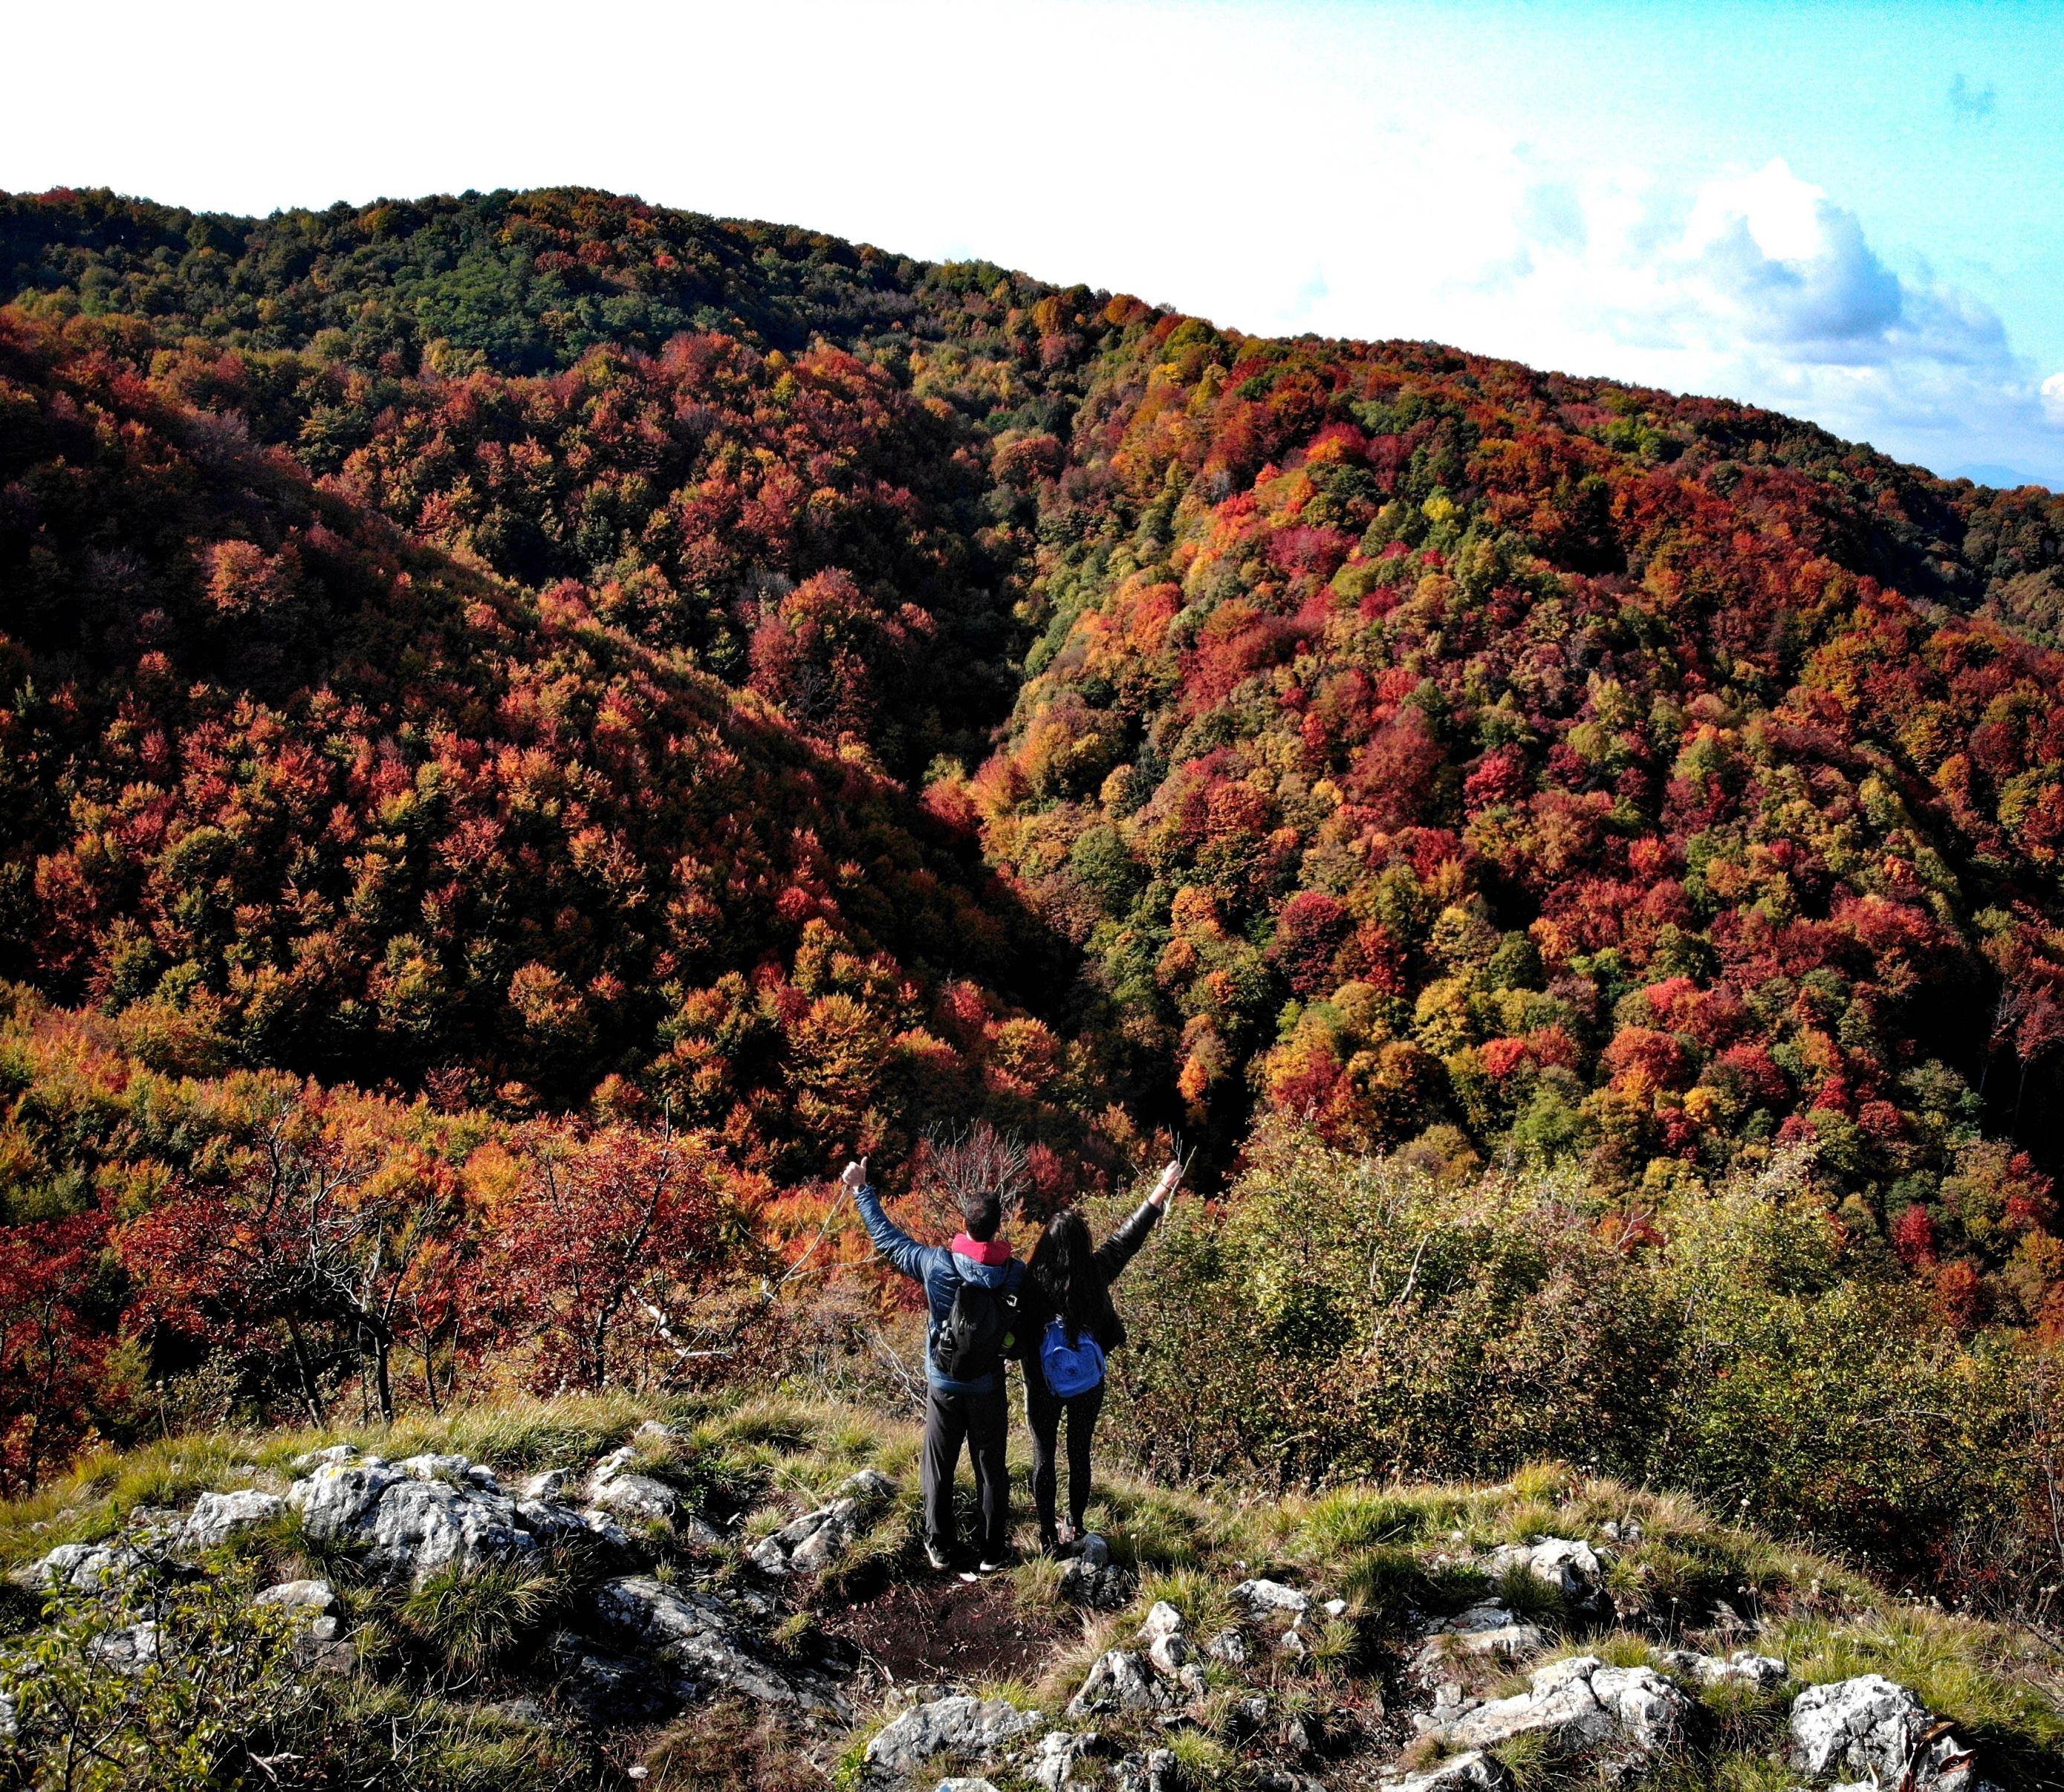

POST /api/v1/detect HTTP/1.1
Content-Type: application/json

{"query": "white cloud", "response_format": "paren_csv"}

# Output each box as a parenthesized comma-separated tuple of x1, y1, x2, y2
(0, 0, 2054, 487)
(1296, 156, 2064, 487)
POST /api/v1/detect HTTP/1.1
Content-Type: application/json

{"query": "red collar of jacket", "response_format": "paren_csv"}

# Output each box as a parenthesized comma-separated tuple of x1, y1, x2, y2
(950, 1233, 1012, 1266)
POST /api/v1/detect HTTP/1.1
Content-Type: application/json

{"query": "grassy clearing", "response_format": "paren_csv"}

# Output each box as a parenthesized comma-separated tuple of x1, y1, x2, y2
(0, 1397, 2058, 1792)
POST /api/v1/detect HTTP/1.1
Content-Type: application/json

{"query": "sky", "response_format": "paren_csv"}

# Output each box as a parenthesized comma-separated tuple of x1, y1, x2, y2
(5, 0, 2063, 485)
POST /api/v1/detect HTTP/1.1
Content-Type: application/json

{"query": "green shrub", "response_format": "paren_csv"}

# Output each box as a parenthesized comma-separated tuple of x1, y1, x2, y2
(2, 1552, 309, 1791)
(1109, 1117, 2064, 1600)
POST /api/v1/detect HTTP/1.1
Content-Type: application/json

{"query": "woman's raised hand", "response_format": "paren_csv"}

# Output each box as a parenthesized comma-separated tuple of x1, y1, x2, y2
(840, 1158, 869, 1195)
(1148, 1159, 1183, 1208)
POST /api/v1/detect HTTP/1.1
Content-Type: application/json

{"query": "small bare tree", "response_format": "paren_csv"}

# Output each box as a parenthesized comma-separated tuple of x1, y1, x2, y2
(912, 1121, 1032, 1237)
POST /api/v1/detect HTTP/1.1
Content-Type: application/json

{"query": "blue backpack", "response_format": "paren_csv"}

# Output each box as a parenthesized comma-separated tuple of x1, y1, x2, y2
(1039, 1316, 1106, 1398)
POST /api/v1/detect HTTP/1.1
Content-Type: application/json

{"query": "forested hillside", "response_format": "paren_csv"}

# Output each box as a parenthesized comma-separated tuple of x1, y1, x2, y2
(7, 185, 2064, 1606)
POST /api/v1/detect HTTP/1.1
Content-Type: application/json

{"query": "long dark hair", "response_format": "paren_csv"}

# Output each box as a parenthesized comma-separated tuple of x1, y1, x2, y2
(1030, 1209, 1101, 1344)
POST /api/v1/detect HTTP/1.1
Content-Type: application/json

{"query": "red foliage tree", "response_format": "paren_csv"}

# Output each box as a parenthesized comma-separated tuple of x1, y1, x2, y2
(0, 1211, 111, 1493)
(117, 1106, 458, 1426)
(467, 1124, 744, 1393)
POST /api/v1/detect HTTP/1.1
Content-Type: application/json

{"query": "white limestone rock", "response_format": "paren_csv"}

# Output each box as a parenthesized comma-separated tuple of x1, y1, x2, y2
(86, 1620, 160, 1673)
(749, 1503, 849, 1574)
(181, 1488, 287, 1551)
(1420, 1602, 1547, 1664)
(1232, 1577, 1311, 1616)
(1483, 1538, 1607, 1606)
(1381, 1750, 1513, 1792)
(254, 1576, 335, 1616)
(588, 1470, 683, 1526)
(1059, 1533, 1130, 1608)
(26, 1541, 146, 1591)
(863, 1695, 1045, 1784)
(1067, 1649, 1162, 1718)
(255, 1575, 352, 1670)
(1023, 1729, 1100, 1792)
(1788, 1675, 1930, 1785)
(1137, 1600, 1193, 1677)
(521, 1469, 577, 1503)
(288, 1449, 534, 1584)
(1439, 1655, 1688, 1759)
(1656, 1648, 1788, 1689)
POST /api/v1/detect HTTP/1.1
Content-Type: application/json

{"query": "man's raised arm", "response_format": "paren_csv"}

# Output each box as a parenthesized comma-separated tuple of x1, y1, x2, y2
(843, 1158, 928, 1282)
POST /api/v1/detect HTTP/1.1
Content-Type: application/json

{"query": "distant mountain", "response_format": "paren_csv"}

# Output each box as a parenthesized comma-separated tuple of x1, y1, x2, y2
(1955, 462, 2054, 493)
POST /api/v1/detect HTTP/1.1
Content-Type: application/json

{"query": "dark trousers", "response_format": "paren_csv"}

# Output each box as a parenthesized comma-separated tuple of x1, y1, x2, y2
(921, 1384, 1009, 1559)
(1025, 1374, 1106, 1544)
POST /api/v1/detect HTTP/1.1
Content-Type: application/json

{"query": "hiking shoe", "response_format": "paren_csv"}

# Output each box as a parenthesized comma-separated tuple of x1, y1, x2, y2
(978, 1557, 1007, 1574)
(924, 1542, 951, 1572)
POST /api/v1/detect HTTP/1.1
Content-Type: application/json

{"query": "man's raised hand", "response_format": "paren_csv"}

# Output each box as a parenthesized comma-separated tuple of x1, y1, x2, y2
(1148, 1159, 1183, 1209)
(840, 1158, 869, 1195)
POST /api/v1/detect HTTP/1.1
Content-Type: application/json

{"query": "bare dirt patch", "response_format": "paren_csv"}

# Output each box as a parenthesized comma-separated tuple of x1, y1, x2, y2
(823, 1574, 1063, 1687)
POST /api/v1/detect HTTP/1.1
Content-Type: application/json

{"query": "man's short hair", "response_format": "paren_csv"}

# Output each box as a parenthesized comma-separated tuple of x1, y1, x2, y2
(961, 1189, 1002, 1241)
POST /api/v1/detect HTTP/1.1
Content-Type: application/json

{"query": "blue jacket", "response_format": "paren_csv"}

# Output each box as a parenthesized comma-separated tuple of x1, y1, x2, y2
(853, 1183, 1026, 1395)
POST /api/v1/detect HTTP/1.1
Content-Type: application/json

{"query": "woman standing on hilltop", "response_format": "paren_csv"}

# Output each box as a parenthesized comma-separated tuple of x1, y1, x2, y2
(1019, 1160, 1183, 1556)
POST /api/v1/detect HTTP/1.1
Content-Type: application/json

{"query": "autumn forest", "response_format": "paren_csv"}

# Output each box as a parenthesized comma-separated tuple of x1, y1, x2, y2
(7, 185, 2064, 1602)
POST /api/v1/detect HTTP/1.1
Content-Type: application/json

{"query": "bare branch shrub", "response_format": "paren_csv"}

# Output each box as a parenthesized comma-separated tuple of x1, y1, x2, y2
(909, 1121, 1032, 1238)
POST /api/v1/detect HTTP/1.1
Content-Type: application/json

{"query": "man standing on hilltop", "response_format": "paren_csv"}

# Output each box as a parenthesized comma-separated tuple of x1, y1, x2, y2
(843, 1157, 1025, 1573)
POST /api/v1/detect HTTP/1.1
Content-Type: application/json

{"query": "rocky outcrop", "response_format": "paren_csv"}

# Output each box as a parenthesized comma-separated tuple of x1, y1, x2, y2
(750, 1470, 896, 1576)
(7, 1419, 2025, 1792)
(1483, 1538, 1611, 1617)
(26, 1487, 287, 1590)
(1789, 1675, 1927, 1782)
(181, 1489, 287, 1551)
(283, 1444, 692, 1584)
(1418, 1603, 1546, 1666)
(1022, 1729, 1100, 1792)
(862, 1694, 1045, 1785)
(26, 1541, 145, 1591)
(1059, 1532, 1131, 1608)
(1138, 1601, 1190, 1676)
(586, 1447, 698, 1531)
(1655, 1648, 1787, 1689)
(591, 1575, 845, 1716)
(1381, 1750, 1512, 1792)
(254, 1576, 334, 1615)
(255, 1577, 353, 1672)
(288, 1449, 536, 1584)
(85, 1620, 160, 1672)
(1138, 1601, 1209, 1698)
(1786, 1675, 1992, 1792)
(511, 1492, 643, 1559)
(1065, 1598, 1211, 1724)
(1068, 1649, 1163, 1719)
(1233, 1577, 1311, 1617)
(582, 1448, 724, 1546)
(1111, 1749, 1181, 1792)
(1429, 1654, 1689, 1761)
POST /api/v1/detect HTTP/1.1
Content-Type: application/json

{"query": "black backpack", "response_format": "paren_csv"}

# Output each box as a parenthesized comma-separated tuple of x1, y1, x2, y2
(932, 1275, 1020, 1383)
